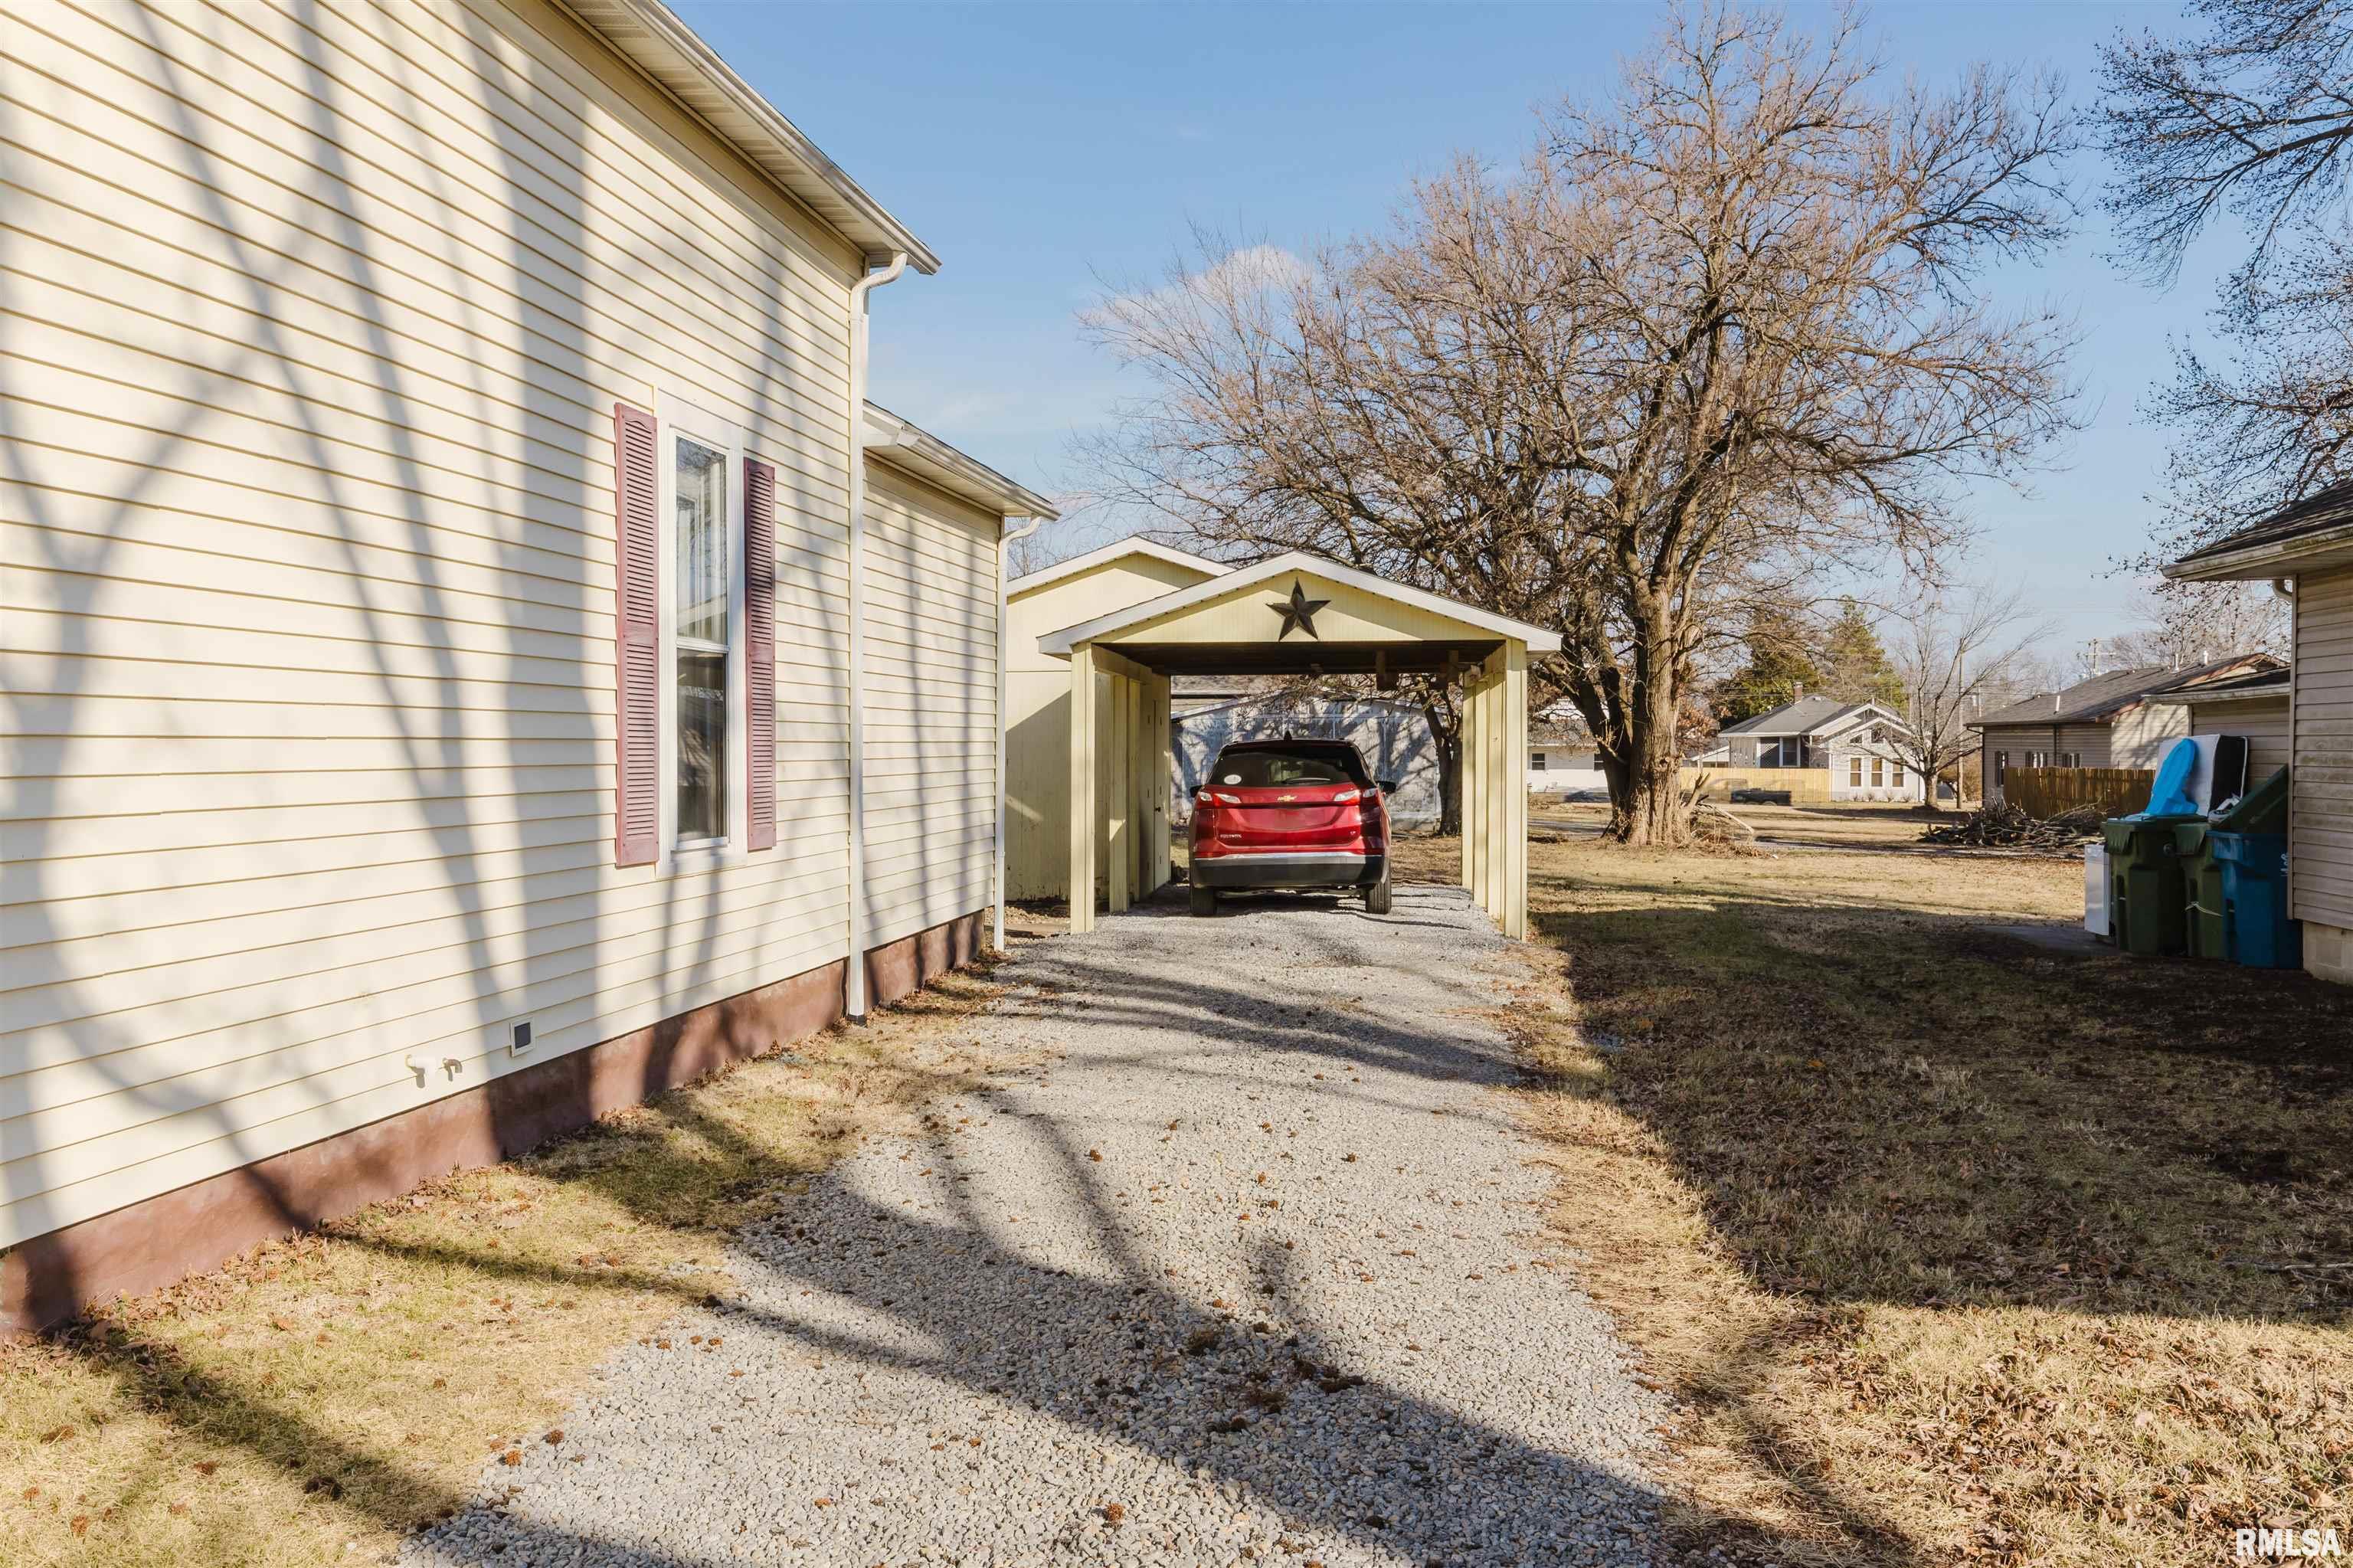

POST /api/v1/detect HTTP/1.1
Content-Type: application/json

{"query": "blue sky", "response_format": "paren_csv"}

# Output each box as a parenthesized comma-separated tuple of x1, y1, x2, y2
(676, 0, 2241, 650)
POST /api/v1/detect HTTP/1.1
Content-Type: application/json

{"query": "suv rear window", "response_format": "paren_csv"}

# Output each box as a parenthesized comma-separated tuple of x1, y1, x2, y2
(1211, 746, 1367, 788)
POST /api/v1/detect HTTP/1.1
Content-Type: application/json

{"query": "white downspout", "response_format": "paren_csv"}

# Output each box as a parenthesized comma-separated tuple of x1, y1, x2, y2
(844, 250, 908, 1021)
(993, 516, 1046, 953)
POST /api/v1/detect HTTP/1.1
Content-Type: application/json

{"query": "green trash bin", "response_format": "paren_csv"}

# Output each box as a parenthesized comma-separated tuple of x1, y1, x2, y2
(2103, 814, 2202, 957)
(2178, 820, 2227, 960)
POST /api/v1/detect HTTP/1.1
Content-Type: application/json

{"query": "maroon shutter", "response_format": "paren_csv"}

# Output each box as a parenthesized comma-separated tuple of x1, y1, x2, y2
(613, 402, 659, 866)
(744, 456, 777, 851)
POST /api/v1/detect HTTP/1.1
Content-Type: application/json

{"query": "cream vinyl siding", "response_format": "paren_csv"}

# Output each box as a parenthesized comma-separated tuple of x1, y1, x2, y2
(2106, 705, 2189, 770)
(0, 0, 862, 1249)
(2187, 697, 2292, 780)
(1003, 556, 1222, 899)
(2295, 568, 2353, 929)
(860, 464, 1000, 946)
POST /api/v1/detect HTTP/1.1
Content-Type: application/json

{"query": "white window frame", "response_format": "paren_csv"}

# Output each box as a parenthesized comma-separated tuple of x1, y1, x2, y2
(655, 390, 749, 874)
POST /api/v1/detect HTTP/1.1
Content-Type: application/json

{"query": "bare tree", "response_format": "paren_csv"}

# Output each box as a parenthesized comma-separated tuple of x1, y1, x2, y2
(1082, 2, 2080, 843)
(2099, 0, 2353, 283)
(1887, 581, 2051, 810)
(2100, 578, 2291, 668)
(2102, 0, 2353, 555)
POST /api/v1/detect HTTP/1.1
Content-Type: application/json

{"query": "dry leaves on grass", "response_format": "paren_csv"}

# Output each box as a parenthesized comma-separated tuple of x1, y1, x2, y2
(0, 961, 1026, 1568)
(1450, 833, 2353, 1568)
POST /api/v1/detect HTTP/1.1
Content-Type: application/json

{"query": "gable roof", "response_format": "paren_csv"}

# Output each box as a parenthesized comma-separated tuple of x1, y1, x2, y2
(1972, 656, 2278, 729)
(560, 0, 938, 271)
(1036, 552, 1564, 656)
(1718, 696, 1876, 737)
(2167, 478, 2353, 579)
(1007, 538, 1230, 598)
(2148, 665, 2293, 705)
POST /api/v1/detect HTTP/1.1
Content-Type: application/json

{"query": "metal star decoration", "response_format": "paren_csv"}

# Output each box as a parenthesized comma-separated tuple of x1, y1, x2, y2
(1268, 579, 1330, 640)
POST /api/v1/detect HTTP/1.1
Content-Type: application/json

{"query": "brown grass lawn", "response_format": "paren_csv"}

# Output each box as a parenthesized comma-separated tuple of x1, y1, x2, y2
(1389, 833, 2353, 1566)
(1531, 796, 1994, 853)
(0, 954, 1036, 1568)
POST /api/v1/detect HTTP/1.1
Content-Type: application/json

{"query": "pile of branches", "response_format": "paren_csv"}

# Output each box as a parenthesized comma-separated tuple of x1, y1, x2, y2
(1919, 801, 2106, 850)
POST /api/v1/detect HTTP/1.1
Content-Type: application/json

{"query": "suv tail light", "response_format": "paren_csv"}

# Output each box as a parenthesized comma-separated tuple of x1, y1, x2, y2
(1331, 788, 1360, 804)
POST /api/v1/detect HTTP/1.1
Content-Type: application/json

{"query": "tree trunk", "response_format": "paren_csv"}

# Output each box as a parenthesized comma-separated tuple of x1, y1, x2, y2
(1606, 629, 1687, 846)
(1435, 732, 1463, 836)
(1612, 753, 1684, 844)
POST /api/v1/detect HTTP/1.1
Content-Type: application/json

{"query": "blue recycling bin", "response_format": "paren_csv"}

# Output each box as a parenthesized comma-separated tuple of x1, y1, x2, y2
(2210, 831, 2301, 969)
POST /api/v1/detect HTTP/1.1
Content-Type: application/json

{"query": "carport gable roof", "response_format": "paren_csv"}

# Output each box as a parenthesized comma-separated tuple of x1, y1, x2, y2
(1008, 538, 1230, 597)
(1036, 552, 1563, 675)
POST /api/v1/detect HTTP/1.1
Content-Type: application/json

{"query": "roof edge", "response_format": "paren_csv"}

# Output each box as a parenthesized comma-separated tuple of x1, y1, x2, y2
(555, 0, 940, 273)
(1039, 551, 1565, 656)
(863, 402, 1057, 522)
(1007, 538, 1232, 597)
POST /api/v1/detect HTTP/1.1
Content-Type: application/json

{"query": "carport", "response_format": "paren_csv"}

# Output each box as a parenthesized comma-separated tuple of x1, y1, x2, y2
(1033, 552, 1563, 939)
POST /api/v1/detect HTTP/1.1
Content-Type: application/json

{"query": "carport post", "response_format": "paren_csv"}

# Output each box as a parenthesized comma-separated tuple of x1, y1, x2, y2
(1148, 673, 1173, 894)
(1069, 642, 1097, 934)
(1108, 676, 1132, 914)
(1504, 640, 1528, 939)
(1489, 653, 1508, 923)
(1461, 672, 1482, 895)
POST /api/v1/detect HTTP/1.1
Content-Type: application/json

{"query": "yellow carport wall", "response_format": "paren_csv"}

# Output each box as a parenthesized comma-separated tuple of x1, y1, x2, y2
(1039, 552, 1551, 940)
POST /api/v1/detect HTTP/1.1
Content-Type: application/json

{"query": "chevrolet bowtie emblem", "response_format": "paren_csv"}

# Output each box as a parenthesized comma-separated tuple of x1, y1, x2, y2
(1268, 579, 1328, 640)
(1278, 794, 1297, 801)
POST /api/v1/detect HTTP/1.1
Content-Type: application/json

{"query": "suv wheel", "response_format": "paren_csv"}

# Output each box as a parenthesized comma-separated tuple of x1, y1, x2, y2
(1189, 884, 1217, 917)
(1365, 876, 1392, 915)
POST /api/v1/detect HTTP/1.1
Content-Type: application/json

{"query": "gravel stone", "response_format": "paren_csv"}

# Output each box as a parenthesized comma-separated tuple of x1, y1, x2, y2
(400, 885, 1671, 1566)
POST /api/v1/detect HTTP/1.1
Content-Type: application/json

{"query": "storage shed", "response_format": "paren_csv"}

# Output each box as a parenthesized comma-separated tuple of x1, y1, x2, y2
(0, 0, 1052, 1331)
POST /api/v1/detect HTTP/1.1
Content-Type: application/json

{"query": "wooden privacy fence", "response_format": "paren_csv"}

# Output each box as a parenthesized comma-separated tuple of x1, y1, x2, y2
(1677, 767, 1838, 804)
(2004, 767, 2154, 820)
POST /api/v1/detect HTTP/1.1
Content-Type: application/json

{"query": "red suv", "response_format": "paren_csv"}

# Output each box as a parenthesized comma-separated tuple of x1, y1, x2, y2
(1188, 739, 1396, 915)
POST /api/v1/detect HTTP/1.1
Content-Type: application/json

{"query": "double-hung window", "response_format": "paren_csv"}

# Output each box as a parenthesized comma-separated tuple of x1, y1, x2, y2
(673, 434, 731, 847)
(610, 395, 777, 870)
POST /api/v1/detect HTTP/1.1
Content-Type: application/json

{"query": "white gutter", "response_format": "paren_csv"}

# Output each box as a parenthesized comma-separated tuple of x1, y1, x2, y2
(993, 517, 1048, 952)
(844, 251, 908, 1021)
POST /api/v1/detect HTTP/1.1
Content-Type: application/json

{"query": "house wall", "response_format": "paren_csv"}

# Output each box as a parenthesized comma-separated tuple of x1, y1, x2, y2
(1527, 748, 1606, 793)
(1979, 722, 2106, 802)
(2109, 702, 2191, 771)
(1003, 555, 1216, 899)
(0, 0, 995, 1323)
(2295, 568, 2353, 980)
(2184, 696, 2293, 782)
(1823, 735, 1923, 802)
(860, 464, 1000, 948)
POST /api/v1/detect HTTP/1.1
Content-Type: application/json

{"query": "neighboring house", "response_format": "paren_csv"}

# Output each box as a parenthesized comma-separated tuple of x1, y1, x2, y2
(1971, 656, 2280, 805)
(1716, 696, 1926, 801)
(1527, 719, 1607, 792)
(1172, 684, 1442, 823)
(1, 0, 1053, 1331)
(2148, 666, 2295, 784)
(2165, 480, 2353, 984)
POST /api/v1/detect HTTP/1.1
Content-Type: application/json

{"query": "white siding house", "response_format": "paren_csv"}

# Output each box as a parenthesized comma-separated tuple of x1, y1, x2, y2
(0, 0, 1052, 1331)
(2167, 488, 2353, 985)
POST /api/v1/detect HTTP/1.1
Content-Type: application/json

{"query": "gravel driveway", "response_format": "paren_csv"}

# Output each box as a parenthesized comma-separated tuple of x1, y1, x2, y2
(401, 884, 1670, 1567)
